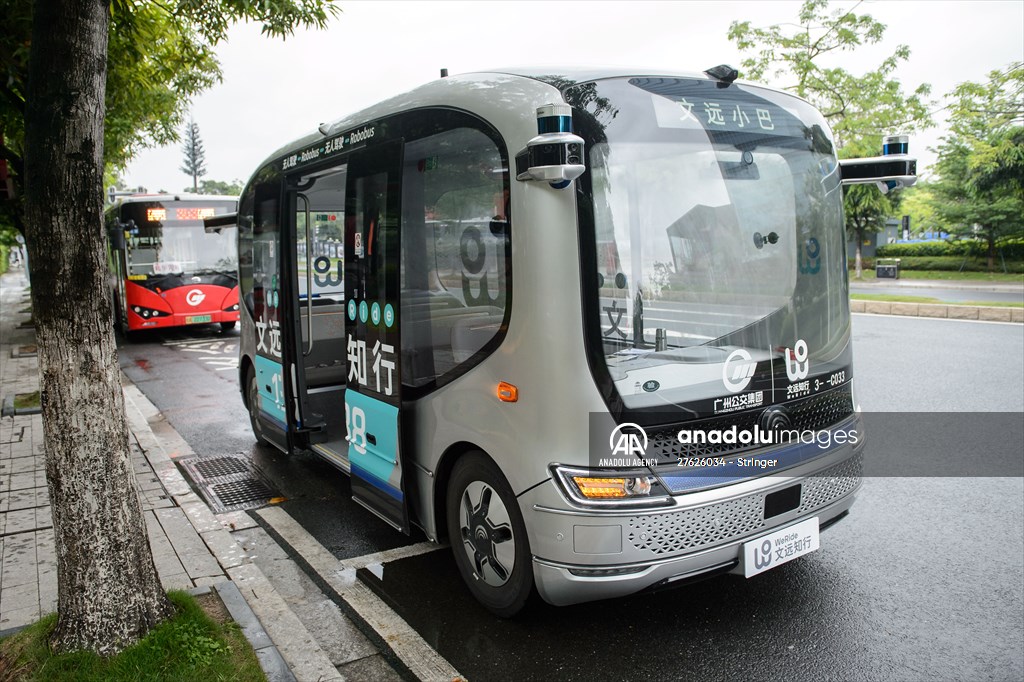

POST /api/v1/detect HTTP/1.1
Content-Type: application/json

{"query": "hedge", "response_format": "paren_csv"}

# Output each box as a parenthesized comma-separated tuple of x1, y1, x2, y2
(876, 239, 1024, 260)
(850, 255, 1024, 273)
(0, 245, 8, 276)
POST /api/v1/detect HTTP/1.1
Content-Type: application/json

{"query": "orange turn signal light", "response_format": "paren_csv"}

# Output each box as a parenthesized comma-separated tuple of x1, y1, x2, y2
(497, 381, 518, 403)
(571, 476, 629, 498)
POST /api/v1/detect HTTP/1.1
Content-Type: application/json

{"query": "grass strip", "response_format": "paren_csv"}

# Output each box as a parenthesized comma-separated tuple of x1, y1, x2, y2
(850, 294, 1023, 308)
(851, 269, 1024, 283)
(0, 591, 265, 682)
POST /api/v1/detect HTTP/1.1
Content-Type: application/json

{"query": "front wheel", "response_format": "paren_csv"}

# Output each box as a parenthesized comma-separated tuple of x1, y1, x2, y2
(220, 321, 237, 332)
(446, 452, 534, 617)
(245, 365, 269, 447)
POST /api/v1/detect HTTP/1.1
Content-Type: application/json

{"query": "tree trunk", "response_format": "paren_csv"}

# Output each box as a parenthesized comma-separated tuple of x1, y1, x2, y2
(23, 0, 173, 656)
(854, 224, 864, 279)
(987, 232, 996, 273)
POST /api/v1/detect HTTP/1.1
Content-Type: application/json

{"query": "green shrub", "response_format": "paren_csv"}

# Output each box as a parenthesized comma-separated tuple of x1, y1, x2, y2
(853, 255, 1024, 273)
(876, 239, 1024, 259)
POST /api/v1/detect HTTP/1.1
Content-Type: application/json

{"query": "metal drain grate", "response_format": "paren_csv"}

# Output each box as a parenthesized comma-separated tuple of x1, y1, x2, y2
(178, 453, 281, 513)
(194, 457, 249, 479)
(211, 479, 275, 507)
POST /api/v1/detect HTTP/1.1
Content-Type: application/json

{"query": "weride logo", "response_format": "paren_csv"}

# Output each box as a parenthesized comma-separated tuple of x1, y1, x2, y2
(785, 339, 810, 381)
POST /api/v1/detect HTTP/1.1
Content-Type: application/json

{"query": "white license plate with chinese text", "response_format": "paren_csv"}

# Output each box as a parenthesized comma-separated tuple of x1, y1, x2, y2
(743, 517, 820, 577)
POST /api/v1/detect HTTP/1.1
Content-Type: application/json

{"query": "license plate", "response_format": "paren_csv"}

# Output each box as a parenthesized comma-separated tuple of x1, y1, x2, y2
(185, 315, 212, 324)
(743, 517, 819, 577)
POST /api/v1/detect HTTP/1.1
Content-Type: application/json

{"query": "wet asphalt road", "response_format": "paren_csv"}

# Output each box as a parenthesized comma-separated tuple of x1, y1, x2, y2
(118, 316, 1024, 681)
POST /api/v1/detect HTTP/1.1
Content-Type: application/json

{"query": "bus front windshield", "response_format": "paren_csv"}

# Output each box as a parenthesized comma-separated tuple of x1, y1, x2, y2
(574, 77, 852, 419)
(121, 200, 238, 279)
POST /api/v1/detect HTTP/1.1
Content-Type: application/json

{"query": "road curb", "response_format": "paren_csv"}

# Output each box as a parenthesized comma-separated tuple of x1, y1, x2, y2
(850, 299, 1024, 323)
(254, 506, 464, 682)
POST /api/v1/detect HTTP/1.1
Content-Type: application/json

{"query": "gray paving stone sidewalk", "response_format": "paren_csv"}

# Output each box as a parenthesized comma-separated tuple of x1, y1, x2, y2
(0, 270, 358, 681)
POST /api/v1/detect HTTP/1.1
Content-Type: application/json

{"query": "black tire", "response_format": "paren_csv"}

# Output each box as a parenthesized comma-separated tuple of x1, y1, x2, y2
(245, 364, 269, 447)
(447, 452, 533, 617)
(220, 321, 237, 332)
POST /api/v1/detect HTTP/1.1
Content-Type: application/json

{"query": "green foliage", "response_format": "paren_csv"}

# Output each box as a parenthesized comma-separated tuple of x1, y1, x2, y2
(851, 264, 1024, 282)
(876, 239, 1024, 259)
(728, 0, 933, 149)
(192, 178, 244, 195)
(929, 63, 1024, 268)
(728, 0, 931, 279)
(879, 255, 1024, 273)
(104, 5, 220, 172)
(180, 120, 208, 191)
(898, 183, 940, 237)
(0, 592, 265, 682)
(0, 0, 341, 214)
(153, 618, 225, 667)
(841, 139, 903, 275)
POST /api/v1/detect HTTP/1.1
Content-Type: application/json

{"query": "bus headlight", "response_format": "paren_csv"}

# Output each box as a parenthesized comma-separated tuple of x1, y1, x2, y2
(131, 306, 168, 318)
(553, 466, 672, 508)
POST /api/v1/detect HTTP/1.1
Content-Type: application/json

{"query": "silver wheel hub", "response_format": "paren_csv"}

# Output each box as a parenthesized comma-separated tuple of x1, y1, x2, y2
(459, 480, 516, 587)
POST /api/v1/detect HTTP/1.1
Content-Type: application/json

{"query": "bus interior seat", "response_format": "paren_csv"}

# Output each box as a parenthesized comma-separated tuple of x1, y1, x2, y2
(300, 300, 347, 387)
(401, 293, 501, 385)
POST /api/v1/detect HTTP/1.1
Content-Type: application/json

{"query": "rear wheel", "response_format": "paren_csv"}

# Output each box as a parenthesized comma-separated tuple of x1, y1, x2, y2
(245, 365, 269, 446)
(446, 452, 533, 617)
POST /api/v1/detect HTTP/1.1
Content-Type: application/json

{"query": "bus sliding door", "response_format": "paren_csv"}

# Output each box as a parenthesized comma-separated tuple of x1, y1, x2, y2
(344, 141, 410, 534)
(249, 184, 294, 453)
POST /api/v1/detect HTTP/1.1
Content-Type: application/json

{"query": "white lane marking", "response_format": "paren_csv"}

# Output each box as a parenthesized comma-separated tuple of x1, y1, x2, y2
(163, 338, 240, 371)
(338, 542, 443, 570)
(163, 338, 234, 347)
(256, 507, 462, 682)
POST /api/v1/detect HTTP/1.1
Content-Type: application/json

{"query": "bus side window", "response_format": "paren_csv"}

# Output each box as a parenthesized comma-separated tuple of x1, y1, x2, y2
(296, 168, 346, 304)
(237, 188, 255, 313)
(251, 182, 283, 360)
(400, 124, 510, 389)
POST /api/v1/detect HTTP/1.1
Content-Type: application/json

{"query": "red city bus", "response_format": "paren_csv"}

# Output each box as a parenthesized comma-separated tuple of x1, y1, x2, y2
(106, 194, 240, 334)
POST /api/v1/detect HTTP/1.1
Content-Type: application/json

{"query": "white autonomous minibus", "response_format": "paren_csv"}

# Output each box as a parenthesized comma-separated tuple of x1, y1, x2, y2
(221, 67, 915, 615)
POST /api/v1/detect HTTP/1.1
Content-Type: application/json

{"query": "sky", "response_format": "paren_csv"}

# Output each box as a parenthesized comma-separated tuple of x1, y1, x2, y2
(121, 0, 1024, 193)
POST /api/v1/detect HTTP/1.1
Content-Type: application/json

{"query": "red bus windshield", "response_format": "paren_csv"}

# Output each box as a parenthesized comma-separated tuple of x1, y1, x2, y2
(119, 200, 237, 277)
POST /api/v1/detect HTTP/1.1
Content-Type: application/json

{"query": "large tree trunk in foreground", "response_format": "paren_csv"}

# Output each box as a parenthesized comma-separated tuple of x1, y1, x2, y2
(23, 0, 173, 656)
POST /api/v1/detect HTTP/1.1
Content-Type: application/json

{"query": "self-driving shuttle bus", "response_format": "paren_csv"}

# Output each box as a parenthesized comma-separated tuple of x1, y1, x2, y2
(227, 67, 915, 615)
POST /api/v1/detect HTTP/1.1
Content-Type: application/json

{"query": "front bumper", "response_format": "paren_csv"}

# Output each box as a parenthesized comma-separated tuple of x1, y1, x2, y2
(523, 447, 863, 606)
(129, 309, 240, 330)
